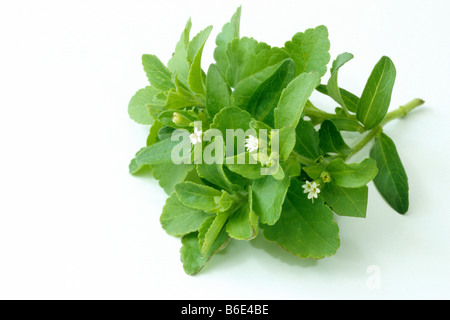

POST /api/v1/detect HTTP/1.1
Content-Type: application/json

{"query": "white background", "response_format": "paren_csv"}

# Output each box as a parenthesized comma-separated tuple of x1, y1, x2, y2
(0, 0, 449, 300)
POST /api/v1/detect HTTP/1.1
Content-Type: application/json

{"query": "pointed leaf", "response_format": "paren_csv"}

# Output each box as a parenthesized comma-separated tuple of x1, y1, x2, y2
(294, 119, 322, 161)
(214, 6, 242, 76)
(226, 187, 258, 240)
(188, 26, 213, 94)
(326, 53, 354, 109)
(319, 119, 352, 156)
(206, 64, 231, 119)
(356, 56, 396, 129)
(370, 133, 409, 214)
(175, 182, 223, 212)
(274, 72, 320, 129)
(167, 19, 192, 85)
(142, 54, 175, 92)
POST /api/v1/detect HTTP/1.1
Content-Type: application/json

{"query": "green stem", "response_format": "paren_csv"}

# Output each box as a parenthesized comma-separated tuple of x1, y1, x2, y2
(344, 126, 382, 160)
(344, 98, 425, 160)
(381, 98, 425, 126)
(293, 151, 317, 167)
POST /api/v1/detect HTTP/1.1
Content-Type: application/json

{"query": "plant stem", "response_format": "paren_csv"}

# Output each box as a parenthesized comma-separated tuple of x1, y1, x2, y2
(344, 98, 425, 160)
(344, 126, 382, 160)
(381, 98, 425, 126)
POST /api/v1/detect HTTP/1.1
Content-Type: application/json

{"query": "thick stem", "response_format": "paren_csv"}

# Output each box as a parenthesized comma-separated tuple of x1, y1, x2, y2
(345, 98, 425, 160)
(381, 98, 425, 126)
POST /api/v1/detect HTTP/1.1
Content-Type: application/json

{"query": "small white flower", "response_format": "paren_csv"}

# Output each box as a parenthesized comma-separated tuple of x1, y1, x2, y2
(302, 181, 321, 202)
(189, 127, 202, 145)
(245, 135, 259, 152)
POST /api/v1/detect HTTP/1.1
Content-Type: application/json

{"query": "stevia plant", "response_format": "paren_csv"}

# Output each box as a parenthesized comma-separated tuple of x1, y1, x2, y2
(128, 7, 424, 275)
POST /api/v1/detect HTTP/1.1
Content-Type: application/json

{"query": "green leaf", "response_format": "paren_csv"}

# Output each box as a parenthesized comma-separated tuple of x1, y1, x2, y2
(152, 162, 194, 194)
(356, 56, 396, 129)
(214, 6, 242, 76)
(180, 230, 229, 275)
(252, 173, 290, 225)
(232, 59, 295, 125)
(316, 84, 360, 113)
(211, 106, 252, 138)
(165, 77, 205, 109)
(262, 179, 340, 259)
(319, 119, 352, 156)
(187, 26, 213, 94)
(274, 72, 320, 129)
(135, 139, 184, 166)
(167, 19, 192, 85)
(146, 121, 163, 146)
(226, 187, 258, 240)
(326, 53, 354, 109)
(294, 119, 322, 161)
(175, 182, 224, 212)
(200, 210, 232, 256)
(370, 133, 409, 214)
(225, 152, 263, 180)
(225, 37, 288, 87)
(129, 150, 149, 175)
(160, 193, 211, 236)
(128, 87, 160, 125)
(278, 126, 296, 161)
(197, 163, 237, 193)
(321, 183, 368, 218)
(142, 54, 175, 92)
(206, 64, 231, 119)
(302, 165, 324, 180)
(282, 157, 301, 177)
(329, 118, 362, 132)
(325, 158, 378, 188)
(284, 25, 331, 77)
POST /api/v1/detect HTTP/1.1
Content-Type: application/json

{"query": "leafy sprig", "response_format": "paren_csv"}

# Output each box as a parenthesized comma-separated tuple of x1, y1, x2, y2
(128, 7, 424, 275)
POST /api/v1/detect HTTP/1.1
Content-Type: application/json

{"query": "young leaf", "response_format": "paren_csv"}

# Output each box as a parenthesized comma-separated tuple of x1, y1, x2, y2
(206, 64, 231, 119)
(252, 173, 290, 225)
(262, 179, 340, 259)
(180, 230, 229, 275)
(142, 54, 175, 92)
(225, 37, 288, 87)
(175, 181, 223, 212)
(152, 162, 194, 194)
(135, 139, 185, 166)
(274, 72, 320, 129)
(187, 26, 213, 94)
(327, 53, 354, 110)
(146, 121, 163, 146)
(211, 106, 252, 137)
(232, 58, 295, 125)
(319, 119, 352, 156)
(294, 119, 322, 161)
(167, 19, 192, 85)
(278, 126, 296, 161)
(225, 152, 263, 180)
(214, 6, 242, 77)
(128, 86, 160, 125)
(284, 25, 331, 77)
(370, 133, 409, 214)
(200, 210, 232, 256)
(165, 77, 205, 109)
(325, 158, 378, 188)
(321, 183, 368, 218)
(303, 165, 324, 180)
(316, 84, 360, 113)
(356, 56, 396, 129)
(161, 193, 211, 236)
(226, 187, 258, 240)
(197, 163, 238, 193)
